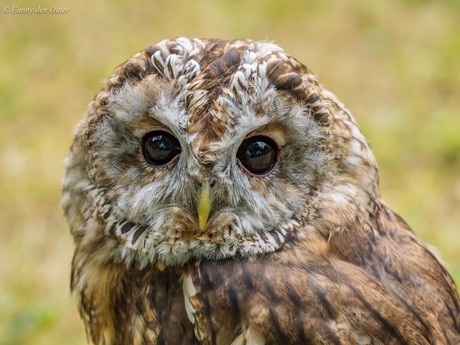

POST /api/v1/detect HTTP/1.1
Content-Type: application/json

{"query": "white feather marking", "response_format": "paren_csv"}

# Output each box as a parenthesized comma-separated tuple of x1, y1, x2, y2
(151, 51, 166, 77)
(231, 325, 266, 345)
(164, 54, 184, 80)
(231, 71, 248, 93)
(262, 232, 279, 250)
(174, 37, 195, 54)
(182, 273, 197, 325)
(255, 42, 284, 56)
(345, 155, 360, 167)
(246, 326, 266, 345)
(349, 139, 362, 157)
(257, 61, 267, 75)
(242, 50, 257, 64)
(182, 59, 201, 81)
(279, 226, 288, 236)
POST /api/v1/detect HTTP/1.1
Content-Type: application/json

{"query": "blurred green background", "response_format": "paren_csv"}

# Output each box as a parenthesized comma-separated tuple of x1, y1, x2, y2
(0, 0, 459, 344)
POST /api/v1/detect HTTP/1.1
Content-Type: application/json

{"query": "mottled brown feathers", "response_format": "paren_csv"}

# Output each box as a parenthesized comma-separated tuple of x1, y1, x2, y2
(187, 204, 459, 344)
(62, 38, 459, 344)
(114, 269, 198, 344)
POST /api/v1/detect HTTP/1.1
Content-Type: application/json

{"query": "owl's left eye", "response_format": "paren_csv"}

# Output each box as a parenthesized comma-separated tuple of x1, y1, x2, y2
(141, 130, 181, 166)
(237, 135, 279, 175)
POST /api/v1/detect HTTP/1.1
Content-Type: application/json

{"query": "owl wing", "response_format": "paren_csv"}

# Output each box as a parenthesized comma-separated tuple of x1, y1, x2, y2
(184, 202, 460, 345)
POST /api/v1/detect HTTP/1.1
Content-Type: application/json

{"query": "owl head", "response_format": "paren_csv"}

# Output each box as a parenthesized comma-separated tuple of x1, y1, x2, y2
(62, 38, 379, 268)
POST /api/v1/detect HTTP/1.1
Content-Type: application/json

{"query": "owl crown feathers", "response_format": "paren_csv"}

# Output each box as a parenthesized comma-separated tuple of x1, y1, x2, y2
(62, 37, 379, 268)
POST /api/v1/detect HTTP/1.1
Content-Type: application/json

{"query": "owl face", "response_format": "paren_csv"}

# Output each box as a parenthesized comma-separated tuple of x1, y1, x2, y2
(62, 38, 379, 267)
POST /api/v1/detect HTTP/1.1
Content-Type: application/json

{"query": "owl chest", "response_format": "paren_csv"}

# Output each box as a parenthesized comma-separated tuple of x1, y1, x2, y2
(113, 269, 198, 344)
(112, 266, 265, 345)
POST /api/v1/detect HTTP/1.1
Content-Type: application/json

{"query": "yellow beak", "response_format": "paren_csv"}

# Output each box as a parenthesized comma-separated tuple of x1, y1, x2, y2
(197, 181, 212, 230)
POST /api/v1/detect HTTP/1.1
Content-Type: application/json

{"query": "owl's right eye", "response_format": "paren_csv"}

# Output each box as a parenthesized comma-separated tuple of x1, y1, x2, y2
(141, 130, 181, 166)
(237, 135, 279, 176)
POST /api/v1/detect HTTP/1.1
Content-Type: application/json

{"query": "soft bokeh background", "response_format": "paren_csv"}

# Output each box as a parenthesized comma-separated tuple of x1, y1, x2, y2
(1, 0, 459, 344)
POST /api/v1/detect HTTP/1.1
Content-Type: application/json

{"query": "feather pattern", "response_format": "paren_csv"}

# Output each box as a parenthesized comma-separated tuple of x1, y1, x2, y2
(62, 38, 460, 344)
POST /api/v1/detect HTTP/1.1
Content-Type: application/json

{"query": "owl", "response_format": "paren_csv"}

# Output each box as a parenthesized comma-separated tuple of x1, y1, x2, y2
(62, 38, 459, 344)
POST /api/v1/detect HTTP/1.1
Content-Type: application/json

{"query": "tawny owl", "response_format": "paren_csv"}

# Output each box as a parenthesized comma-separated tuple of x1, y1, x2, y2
(62, 38, 460, 344)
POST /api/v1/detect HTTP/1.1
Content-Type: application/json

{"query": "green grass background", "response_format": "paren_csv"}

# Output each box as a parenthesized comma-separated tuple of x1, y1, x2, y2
(1, 1, 459, 344)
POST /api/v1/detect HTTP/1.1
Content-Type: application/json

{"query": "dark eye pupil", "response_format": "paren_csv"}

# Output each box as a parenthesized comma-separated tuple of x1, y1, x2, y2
(237, 136, 279, 175)
(142, 130, 181, 166)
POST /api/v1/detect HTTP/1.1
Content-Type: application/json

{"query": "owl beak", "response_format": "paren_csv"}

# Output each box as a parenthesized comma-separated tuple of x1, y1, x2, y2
(197, 181, 212, 230)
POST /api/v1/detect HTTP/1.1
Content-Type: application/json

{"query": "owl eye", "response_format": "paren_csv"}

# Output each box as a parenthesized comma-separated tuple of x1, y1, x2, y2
(237, 135, 279, 175)
(141, 130, 181, 166)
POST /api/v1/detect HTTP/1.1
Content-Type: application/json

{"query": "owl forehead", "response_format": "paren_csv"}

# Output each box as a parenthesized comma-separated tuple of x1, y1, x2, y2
(122, 39, 315, 150)
(102, 39, 312, 157)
